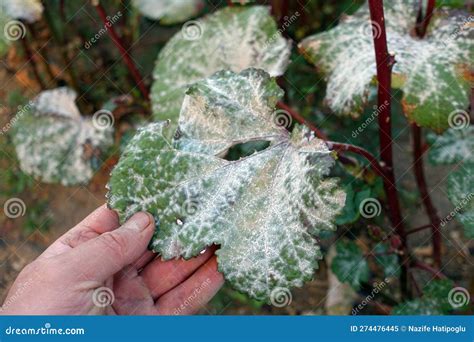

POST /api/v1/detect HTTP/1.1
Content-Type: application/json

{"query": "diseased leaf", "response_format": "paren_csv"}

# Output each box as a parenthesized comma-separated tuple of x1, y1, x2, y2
(151, 6, 291, 128)
(299, 0, 472, 132)
(392, 279, 456, 315)
(447, 164, 474, 238)
(175, 69, 286, 155)
(108, 69, 345, 301)
(373, 243, 400, 278)
(1, 0, 43, 23)
(132, 0, 204, 24)
(11, 88, 114, 186)
(427, 126, 473, 165)
(331, 240, 369, 290)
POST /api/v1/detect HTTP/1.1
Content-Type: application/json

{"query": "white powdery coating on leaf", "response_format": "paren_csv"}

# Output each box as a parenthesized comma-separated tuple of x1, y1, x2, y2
(109, 122, 345, 301)
(447, 164, 474, 237)
(177, 68, 287, 155)
(151, 6, 291, 124)
(427, 127, 473, 165)
(1, 0, 43, 23)
(12, 87, 114, 186)
(132, 0, 203, 24)
(299, 0, 472, 131)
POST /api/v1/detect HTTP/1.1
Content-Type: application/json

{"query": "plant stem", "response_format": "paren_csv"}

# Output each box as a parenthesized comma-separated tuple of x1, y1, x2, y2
(368, 0, 409, 298)
(406, 223, 433, 235)
(412, 260, 446, 279)
(20, 37, 46, 89)
(416, 0, 435, 37)
(412, 124, 442, 267)
(93, 2, 150, 101)
(276, 101, 388, 178)
(276, 101, 327, 139)
(330, 142, 389, 179)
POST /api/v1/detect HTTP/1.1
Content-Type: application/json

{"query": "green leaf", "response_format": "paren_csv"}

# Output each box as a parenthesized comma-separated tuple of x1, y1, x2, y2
(151, 6, 291, 128)
(299, 0, 472, 132)
(331, 240, 369, 290)
(392, 279, 456, 315)
(373, 243, 400, 278)
(446, 164, 474, 238)
(132, 0, 204, 24)
(427, 127, 473, 165)
(108, 69, 345, 301)
(11, 88, 114, 186)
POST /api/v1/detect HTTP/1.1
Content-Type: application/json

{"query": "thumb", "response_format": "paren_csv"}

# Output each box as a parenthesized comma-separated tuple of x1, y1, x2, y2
(61, 212, 155, 283)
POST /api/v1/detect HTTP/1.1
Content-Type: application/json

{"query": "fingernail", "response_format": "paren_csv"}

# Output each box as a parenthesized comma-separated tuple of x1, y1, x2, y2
(125, 212, 152, 231)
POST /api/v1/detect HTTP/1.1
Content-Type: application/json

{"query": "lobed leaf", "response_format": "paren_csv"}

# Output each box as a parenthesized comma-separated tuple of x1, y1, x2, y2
(151, 6, 291, 129)
(109, 69, 345, 301)
(299, 0, 473, 132)
(11, 88, 114, 186)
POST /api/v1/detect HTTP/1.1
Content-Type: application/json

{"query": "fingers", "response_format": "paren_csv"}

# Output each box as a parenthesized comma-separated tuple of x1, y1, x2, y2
(155, 256, 224, 315)
(112, 266, 158, 315)
(58, 212, 155, 283)
(39, 205, 120, 259)
(141, 246, 216, 299)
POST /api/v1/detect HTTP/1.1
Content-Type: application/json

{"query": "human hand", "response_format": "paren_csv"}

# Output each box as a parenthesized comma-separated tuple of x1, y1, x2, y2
(1, 205, 224, 315)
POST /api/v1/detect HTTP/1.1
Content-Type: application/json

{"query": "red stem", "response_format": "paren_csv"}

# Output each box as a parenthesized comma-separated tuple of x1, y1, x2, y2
(277, 101, 327, 140)
(93, 2, 150, 101)
(406, 223, 433, 235)
(412, 124, 442, 267)
(276, 102, 388, 179)
(412, 261, 446, 279)
(368, 0, 409, 297)
(330, 142, 389, 179)
(416, 0, 435, 37)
